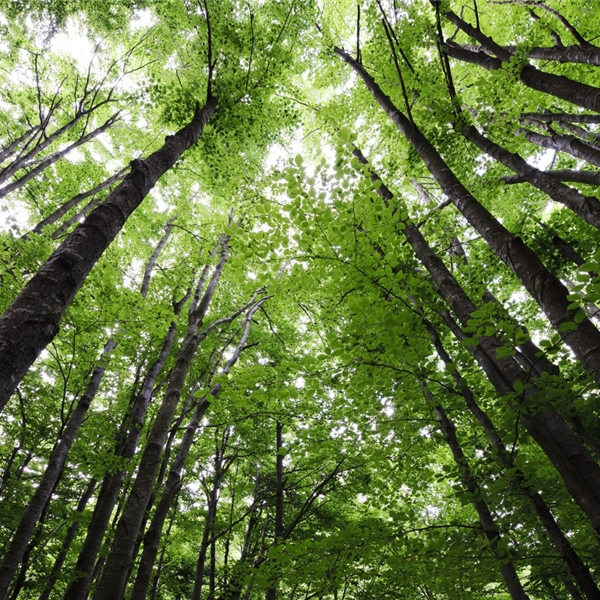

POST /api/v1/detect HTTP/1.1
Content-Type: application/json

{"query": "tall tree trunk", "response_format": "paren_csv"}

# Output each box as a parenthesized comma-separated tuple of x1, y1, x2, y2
(265, 421, 285, 600)
(0, 96, 217, 409)
(518, 127, 600, 168)
(456, 42, 600, 66)
(63, 223, 184, 600)
(63, 323, 178, 600)
(351, 145, 600, 537)
(429, 396, 530, 600)
(336, 49, 600, 386)
(38, 478, 97, 600)
(0, 338, 116, 599)
(438, 8, 600, 113)
(93, 236, 230, 600)
(501, 170, 600, 186)
(458, 125, 600, 231)
(131, 296, 267, 600)
(427, 322, 600, 600)
(29, 168, 127, 236)
(0, 112, 121, 200)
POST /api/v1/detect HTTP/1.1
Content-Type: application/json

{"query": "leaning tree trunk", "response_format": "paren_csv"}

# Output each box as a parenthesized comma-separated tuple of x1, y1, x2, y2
(29, 168, 127, 236)
(428, 395, 530, 600)
(518, 127, 600, 169)
(456, 42, 600, 66)
(336, 48, 600, 386)
(438, 8, 600, 113)
(427, 322, 600, 600)
(0, 95, 217, 409)
(0, 338, 116, 599)
(350, 145, 600, 537)
(131, 295, 267, 600)
(93, 237, 230, 600)
(38, 478, 98, 600)
(458, 125, 600, 231)
(0, 112, 121, 200)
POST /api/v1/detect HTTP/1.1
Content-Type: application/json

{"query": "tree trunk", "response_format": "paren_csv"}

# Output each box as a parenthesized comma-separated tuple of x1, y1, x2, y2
(0, 112, 121, 200)
(93, 237, 229, 600)
(265, 422, 285, 600)
(456, 43, 600, 66)
(439, 9, 600, 113)
(427, 322, 600, 600)
(336, 48, 600, 386)
(0, 338, 116, 599)
(29, 168, 127, 236)
(350, 144, 600, 537)
(0, 96, 217, 409)
(501, 170, 600, 186)
(38, 478, 97, 600)
(518, 127, 600, 168)
(131, 296, 267, 600)
(459, 125, 600, 231)
(63, 322, 178, 600)
(431, 399, 530, 600)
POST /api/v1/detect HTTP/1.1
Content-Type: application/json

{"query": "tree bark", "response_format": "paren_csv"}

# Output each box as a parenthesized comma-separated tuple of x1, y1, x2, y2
(0, 112, 121, 200)
(350, 144, 600, 538)
(63, 322, 178, 600)
(518, 128, 600, 169)
(38, 478, 97, 600)
(431, 399, 530, 600)
(131, 296, 267, 600)
(0, 95, 217, 409)
(459, 125, 600, 231)
(439, 8, 600, 113)
(501, 170, 600, 186)
(457, 43, 600, 66)
(29, 168, 127, 236)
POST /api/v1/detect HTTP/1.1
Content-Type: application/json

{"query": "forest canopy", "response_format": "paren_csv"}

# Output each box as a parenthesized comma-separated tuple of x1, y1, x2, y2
(0, 0, 600, 598)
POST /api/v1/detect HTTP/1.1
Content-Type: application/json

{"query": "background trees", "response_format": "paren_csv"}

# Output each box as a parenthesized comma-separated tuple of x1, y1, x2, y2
(0, 0, 599, 598)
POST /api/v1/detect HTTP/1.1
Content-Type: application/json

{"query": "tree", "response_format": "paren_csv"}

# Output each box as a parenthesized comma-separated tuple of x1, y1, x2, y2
(0, 1, 600, 599)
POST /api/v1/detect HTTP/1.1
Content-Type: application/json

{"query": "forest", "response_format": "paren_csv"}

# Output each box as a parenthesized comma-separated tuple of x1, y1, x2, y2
(0, 0, 600, 598)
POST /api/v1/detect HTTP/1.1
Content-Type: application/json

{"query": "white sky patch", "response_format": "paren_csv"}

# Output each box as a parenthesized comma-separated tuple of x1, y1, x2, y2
(131, 8, 157, 31)
(294, 376, 305, 389)
(50, 19, 96, 71)
(526, 149, 555, 170)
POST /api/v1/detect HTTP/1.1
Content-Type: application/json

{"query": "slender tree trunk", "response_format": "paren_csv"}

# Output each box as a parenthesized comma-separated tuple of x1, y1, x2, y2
(131, 296, 266, 600)
(427, 322, 600, 600)
(336, 49, 600, 386)
(265, 422, 285, 600)
(38, 478, 97, 600)
(430, 398, 530, 600)
(93, 237, 230, 600)
(501, 170, 600, 186)
(0, 95, 217, 409)
(456, 42, 600, 66)
(63, 323, 178, 600)
(0, 338, 116, 599)
(0, 113, 121, 200)
(521, 113, 600, 125)
(459, 125, 600, 231)
(518, 127, 600, 168)
(63, 223, 183, 600)
(51, 197, 103, 240)
(190, 434, 229, 600)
